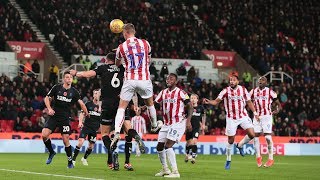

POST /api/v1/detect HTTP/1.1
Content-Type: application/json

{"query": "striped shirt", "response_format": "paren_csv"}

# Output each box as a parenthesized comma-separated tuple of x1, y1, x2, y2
(116, 37, 151, 80)
(131, 115, 146, 134)
(217, 85, 250, 120)
(155, 87, 189, 125)
(250, 87, 277, 116)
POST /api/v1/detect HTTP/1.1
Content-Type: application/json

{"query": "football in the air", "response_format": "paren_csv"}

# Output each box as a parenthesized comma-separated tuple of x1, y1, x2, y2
(110, 19, 124, 33)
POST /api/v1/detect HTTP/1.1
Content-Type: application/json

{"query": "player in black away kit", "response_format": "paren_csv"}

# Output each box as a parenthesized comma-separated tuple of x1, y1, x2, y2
(42, 71, 88, 168)
(185, 94, 206, 164)
(72, 89, 102, 166)
(70, 52, 145, 171)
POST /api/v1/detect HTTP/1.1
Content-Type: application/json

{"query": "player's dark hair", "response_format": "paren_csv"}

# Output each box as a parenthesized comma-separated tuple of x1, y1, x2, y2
(229, 71, 239, 79)
(106, 52, 116, 62)
(169, 73, 178, 80)
(93, 88, 100, 92)
(64, 70, 71, 76)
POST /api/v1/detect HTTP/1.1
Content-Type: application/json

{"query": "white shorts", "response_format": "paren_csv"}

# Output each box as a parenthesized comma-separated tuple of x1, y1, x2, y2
(225, 116, 253, 136)
(253, 115, 273, 134)
(120, 80, 153, 101)
(158, 120, 186, 143)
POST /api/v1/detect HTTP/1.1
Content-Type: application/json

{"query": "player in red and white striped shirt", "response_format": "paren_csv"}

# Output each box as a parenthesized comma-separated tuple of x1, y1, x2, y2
(131, 108, 146, 157)
(112, 23, 160, 146)
(203, 71, 259, 170)
(250, 76, 281, 168)
(154, 73, 193, 178)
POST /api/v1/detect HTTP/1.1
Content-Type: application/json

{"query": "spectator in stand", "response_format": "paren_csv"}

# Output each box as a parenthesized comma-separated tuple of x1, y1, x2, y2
(187, 66, 196, 83)
(32, 59, 40, 74)
(149, 62, 158, 81)
(176, 63, 187, 76)
(48, 64, 58, 84)
(24, 60, 32, 74)
(160, 63, 169, 81)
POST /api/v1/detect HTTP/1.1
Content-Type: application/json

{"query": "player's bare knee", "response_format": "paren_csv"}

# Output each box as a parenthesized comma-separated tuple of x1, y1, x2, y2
(78, 138, 85, 146)
(228, 136, 235, 144)
(41, 128, 50, 139)
(157, 143, 165, 151)
(164, 140, 175, 149)
(88, 143, 95, 149)
(62, 135, 70, 146)
(144, 98, 154, 106)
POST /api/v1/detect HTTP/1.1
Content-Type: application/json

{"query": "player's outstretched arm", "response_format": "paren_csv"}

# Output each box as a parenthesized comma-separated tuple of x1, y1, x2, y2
(246, 100, 259, 120)
(272, 98, 282, 114)
(186, 102, 193, 132)
(78, 100, 89, 117)
(70, 69, 96, 78)
(78, 112, 84, 128)
(203, 98, 221, 106)
(44, 96, 55, 116)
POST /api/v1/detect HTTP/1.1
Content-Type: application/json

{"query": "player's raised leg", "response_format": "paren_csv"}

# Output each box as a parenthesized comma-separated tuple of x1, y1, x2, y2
(163, 139, 180, 178)
(72, 137, 85, 166)
(236, 118, 255, 156)
(81, 135, 96, 166)
(254, 133, 262, 167)
(100, 123, 113, 169)
(225, 136, 234, 170)
(62, 133, 74, 168)
(112, 99, 130, 146)
(264, 133, 274, 167)
(42, 127, 56, 165)
(155, 141, 171, 177)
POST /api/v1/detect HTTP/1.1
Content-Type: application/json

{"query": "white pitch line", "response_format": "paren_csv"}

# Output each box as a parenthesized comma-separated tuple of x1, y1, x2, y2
(0, 168, 104, 180)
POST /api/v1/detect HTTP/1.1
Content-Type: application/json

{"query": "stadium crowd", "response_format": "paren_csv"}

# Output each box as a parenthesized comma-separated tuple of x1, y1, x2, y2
(0, 1, 39, 51)
(0, 70, 319, 136)
(0, 1, 319, 136)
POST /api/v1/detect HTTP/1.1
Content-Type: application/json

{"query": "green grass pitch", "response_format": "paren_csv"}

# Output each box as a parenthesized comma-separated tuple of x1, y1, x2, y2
(0, 153, 318, 179)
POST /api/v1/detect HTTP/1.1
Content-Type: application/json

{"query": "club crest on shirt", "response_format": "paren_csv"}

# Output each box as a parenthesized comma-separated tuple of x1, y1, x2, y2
(63, 92, 67, 96)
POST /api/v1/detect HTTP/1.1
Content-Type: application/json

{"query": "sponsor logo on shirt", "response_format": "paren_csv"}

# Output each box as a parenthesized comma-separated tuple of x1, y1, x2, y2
(57, 95, 72, 102)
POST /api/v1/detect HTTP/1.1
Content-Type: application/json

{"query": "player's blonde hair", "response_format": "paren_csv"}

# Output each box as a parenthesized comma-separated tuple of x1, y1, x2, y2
(190, 94, 199, 99)
(123, 23, 135, 34)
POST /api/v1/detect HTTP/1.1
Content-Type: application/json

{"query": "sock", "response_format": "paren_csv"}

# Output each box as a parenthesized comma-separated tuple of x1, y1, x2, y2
(185, 145, 191, 155)
(128, 129, 140, 139)
(102, 135, 112, 164)
(147, 105, 157, 127)
(125, 136, 132, 164)
(43, 139, 54, 154)
(238, 135, 252, 148)
(265, 135, 274, 160)
(158, 150, 168, 169)
(166, 148, 178, 172)
(191, 145, 197, 158)
(135, 141, 141, 154)
(254, 137, 261, 158)
(72, 146, 81, 161)
(114, 108, 125, 133)
(65, 145, 73, 163)
(84, 148, 92, 159)
(226, 143, 232, 161)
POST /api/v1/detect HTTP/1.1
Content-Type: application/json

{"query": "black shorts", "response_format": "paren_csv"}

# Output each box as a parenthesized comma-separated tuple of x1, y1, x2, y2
(44, 116, 71, 134)
(79, 126, 97, 143)
(186, 127, 200, 140)
(100, 106, 130, 126)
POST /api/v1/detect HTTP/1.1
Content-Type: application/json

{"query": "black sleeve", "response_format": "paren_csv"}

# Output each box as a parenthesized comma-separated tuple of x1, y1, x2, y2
(73, 88, 81, 102)
(93, 65, 105, 76)
(47, 84, 58, 97)
(183, 99, 190, 105)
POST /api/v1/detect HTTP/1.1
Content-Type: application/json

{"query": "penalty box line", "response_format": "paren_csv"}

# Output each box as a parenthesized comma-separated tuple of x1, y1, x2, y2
(0, 168, 104, 180)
